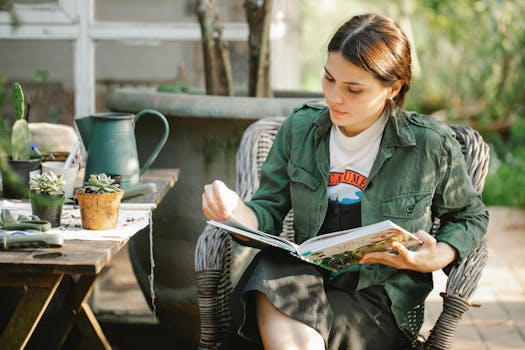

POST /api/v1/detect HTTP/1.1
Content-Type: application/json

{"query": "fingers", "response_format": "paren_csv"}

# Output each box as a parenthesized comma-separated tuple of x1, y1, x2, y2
(212, 181, 230, 217)
(361, 230, 438, 271)
(202, 181, 224, 221)
(202, 180, 239, 222)
(415, 230, 437, 246)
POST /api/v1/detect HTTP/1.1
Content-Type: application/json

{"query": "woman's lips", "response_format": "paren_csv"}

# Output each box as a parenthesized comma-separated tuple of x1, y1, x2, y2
(330, 107, 347, 116)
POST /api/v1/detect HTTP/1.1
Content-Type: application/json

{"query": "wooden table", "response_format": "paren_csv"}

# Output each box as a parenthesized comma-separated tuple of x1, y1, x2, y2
(0, 168, 179, 350)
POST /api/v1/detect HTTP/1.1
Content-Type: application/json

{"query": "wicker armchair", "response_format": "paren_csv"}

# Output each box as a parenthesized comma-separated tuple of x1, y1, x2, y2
(194, 116, 490, 350)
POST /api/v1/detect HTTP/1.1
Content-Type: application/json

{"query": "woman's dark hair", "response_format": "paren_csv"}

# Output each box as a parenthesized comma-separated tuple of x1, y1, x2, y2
(327, 13, 411, 111)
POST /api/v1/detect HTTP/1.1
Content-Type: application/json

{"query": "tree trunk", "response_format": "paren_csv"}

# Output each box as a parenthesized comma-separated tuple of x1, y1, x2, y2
(196, 0, 233, 96)
(244, 0, 273, 97)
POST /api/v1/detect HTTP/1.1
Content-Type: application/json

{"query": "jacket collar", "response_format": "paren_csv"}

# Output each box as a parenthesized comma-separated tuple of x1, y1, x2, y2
(313, 108, 332, 142)
(313, 105, 416, 148)
(368, 111, 416, 184)
(382, 111, 416, 148)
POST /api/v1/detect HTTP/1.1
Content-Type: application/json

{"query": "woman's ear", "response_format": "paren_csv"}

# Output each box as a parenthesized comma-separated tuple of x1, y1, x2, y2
(388, 80, 403, 100)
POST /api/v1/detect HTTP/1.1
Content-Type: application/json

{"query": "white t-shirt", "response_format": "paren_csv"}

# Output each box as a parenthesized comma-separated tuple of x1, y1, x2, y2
(327, 113, 388, 204)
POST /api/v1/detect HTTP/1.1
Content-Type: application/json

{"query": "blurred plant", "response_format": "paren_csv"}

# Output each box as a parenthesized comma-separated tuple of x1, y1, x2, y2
(29, 171, 65, 196)
(483, 148, 525, 208)
(0, 74, 8, 143)
(410, 0, 525, 128)
(0, 0, 19, 27)
(482, 118, 525, 207)
(10, 82, 32, 160)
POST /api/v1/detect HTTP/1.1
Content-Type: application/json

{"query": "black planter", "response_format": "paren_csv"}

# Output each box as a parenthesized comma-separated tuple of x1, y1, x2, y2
(30, 191, 65, 227)
(2, 157, 43, 199)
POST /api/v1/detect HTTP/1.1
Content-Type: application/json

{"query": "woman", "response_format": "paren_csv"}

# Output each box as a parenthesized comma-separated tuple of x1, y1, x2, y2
(202, 13, 488, 350)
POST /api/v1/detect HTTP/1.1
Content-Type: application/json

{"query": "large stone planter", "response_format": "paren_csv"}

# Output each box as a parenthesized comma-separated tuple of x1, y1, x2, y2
(107, 89, 315, 346)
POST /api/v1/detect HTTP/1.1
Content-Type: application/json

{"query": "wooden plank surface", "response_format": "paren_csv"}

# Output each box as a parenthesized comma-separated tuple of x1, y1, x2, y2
(133, 168, 180, 205)
(0, 240, 122, 275)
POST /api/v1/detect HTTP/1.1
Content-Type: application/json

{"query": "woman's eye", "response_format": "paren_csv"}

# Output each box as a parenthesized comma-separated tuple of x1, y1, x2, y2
(324, 74, 335, 82)
(347, 87, 362, 94)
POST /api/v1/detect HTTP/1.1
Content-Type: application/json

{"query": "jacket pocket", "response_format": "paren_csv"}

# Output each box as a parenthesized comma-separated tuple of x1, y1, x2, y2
(287, 162, 321, 191)
(382, 191, 433, 220)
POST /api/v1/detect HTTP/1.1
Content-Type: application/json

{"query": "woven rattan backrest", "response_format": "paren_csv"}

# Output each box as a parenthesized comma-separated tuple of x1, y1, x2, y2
(235, 117, 294, 239)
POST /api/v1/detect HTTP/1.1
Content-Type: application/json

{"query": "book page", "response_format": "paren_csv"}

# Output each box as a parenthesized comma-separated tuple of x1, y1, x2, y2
(207, 219, 299, 253)
(296, 221, 422, 271)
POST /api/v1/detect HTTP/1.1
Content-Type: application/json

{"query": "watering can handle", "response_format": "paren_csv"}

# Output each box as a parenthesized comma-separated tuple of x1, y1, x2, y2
(135, 109, 170, 176)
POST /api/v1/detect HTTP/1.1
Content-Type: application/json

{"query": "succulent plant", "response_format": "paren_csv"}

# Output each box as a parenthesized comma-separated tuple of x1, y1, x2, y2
(29, 171, 65, 196)
(10, 82, 32, 161)
(83, 173, 122, 194)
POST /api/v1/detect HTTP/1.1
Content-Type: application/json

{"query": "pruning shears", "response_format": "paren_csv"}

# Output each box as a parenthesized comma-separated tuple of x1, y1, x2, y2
(0, 209, 52, 232)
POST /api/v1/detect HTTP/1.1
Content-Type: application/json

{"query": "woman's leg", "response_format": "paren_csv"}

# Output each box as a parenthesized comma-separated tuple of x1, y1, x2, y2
(256, 291, 325, 350)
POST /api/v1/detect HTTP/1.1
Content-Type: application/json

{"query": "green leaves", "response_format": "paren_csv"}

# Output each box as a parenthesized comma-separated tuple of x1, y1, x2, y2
(11, 82, 24, 120)
(84, 173, 122, 194)
(11, 118, 31, 160)
(10, 82, 31, 160)
(30, 171, 65, 196)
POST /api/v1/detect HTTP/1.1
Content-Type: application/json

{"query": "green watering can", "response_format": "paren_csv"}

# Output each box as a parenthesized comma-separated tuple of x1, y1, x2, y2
(75, 109, 169, 192)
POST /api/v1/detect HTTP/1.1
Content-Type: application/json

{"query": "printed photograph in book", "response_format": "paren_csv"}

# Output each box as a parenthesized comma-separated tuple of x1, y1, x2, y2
(302, 227, 422, 271)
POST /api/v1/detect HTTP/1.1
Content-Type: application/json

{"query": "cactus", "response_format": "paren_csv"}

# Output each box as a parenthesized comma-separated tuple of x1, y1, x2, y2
(10, 82, 31, 161)
(12, 82, 24, 119)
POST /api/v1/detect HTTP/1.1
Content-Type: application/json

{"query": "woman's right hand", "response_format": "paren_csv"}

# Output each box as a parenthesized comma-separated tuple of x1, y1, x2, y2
(202, 180, 241, 222)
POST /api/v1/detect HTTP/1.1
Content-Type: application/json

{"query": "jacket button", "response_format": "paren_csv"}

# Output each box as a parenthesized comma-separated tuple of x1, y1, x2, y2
(406, 205, 414, 213)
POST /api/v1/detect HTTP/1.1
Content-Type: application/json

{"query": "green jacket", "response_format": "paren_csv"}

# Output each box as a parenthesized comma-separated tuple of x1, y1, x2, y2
(245, 102, 489, 339)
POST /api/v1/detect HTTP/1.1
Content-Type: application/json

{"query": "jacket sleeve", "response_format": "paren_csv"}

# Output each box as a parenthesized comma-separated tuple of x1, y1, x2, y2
(244, 116, 294, 236)
(431, 131, 489, 265)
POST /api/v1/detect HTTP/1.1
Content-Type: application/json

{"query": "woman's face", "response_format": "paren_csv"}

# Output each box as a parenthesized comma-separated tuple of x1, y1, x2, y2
(322, 51, 400, 137)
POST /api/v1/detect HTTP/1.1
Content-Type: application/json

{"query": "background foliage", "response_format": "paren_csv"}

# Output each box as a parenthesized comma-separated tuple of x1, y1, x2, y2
(299, 0, 525, 207)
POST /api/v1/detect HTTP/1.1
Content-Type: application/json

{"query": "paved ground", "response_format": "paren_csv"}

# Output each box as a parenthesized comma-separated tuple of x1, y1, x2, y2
(95, 206, 525, 349)
(422, 207, 525, 350)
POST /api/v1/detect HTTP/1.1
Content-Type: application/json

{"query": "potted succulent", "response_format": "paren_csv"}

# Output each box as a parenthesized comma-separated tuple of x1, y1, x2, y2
(29, 171, 66, 227)
(1, 82, 43, 199)
(75, 173, 124, 230)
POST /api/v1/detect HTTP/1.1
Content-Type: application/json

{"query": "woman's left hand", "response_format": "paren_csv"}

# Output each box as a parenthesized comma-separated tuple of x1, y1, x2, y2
(359, 230, 457, 273)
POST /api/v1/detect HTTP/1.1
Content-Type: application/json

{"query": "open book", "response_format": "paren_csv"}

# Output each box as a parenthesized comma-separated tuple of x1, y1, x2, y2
(207, 217, 422, 272)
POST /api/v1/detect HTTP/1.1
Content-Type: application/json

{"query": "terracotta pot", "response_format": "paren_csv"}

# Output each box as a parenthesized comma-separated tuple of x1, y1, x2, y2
(76, 190, 124, 230)
(29, 190, 65, 227)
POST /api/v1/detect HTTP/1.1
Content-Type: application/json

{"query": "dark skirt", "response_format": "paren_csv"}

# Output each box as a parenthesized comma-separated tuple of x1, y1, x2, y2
(225, 248, 411, 350)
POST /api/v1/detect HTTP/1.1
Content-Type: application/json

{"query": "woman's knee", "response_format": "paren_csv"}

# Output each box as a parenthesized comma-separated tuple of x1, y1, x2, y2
(255, 292, 325, 350)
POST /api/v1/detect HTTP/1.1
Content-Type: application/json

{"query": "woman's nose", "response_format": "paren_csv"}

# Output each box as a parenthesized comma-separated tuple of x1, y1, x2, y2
(327, 86, 344, 104)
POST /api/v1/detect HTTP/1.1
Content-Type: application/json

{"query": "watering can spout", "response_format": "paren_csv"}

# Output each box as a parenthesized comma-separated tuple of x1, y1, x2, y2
(74, 116, 93, 150)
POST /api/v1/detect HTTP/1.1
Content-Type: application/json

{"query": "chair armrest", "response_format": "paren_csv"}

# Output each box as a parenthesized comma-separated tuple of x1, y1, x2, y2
(420, 238, 488, 349)
(195, 225, 234, 350)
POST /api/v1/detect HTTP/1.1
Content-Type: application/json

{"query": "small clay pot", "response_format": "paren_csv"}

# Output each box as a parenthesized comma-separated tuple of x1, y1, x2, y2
(76, 189, 124, 230)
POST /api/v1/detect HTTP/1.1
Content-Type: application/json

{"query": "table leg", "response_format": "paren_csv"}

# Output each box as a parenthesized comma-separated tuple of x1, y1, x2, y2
(28, 274, 112, 349)
(72, 275, 112, 349)
(0, 273, 63, 350)
(76, 301, 112, 349)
